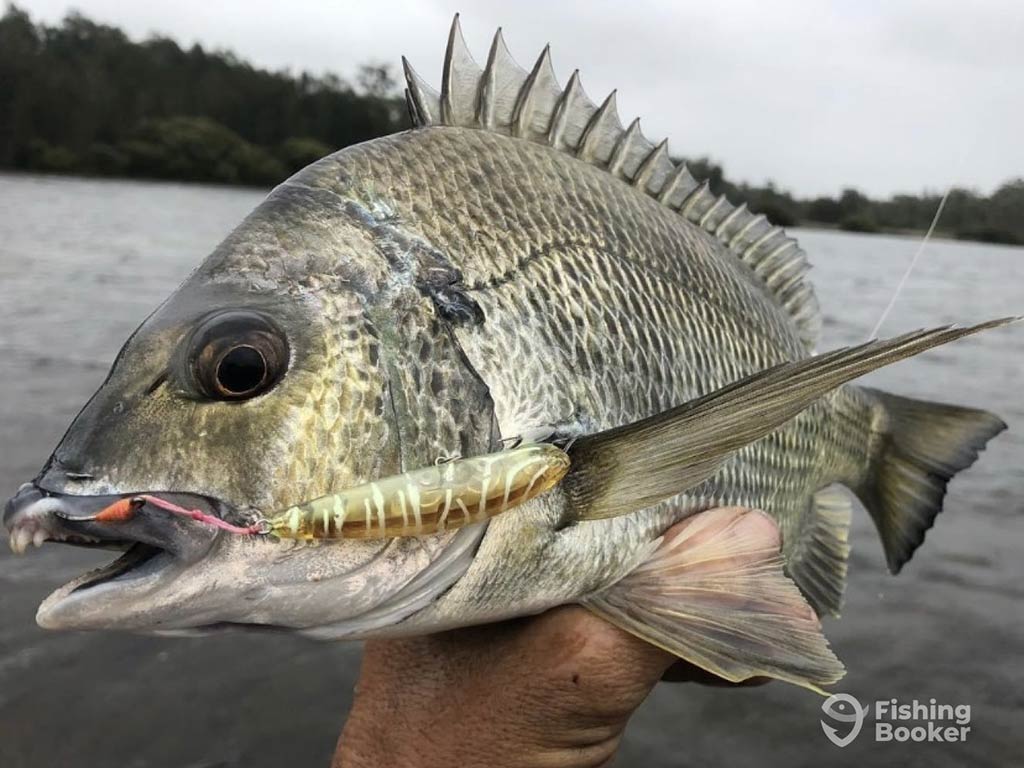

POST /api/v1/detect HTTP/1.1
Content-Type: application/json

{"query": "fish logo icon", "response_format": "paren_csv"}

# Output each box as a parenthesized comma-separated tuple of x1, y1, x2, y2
(821, 693, 868, 747)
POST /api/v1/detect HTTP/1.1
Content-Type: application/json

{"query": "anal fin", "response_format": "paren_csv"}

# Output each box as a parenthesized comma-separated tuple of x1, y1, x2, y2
(582, 507, 845, 693)
(786, 487, 852, 618)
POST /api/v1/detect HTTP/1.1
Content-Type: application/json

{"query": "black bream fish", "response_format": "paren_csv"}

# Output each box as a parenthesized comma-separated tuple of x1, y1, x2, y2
(3, 17, 1014, 691)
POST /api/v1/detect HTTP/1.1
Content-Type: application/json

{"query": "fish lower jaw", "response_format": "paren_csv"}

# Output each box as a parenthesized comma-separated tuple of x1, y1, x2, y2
(3, 490, 172, 627)
(36, 544, 170, 630)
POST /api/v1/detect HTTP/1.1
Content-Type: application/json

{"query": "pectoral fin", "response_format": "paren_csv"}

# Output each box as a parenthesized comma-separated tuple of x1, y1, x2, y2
(563, 319, 1014, 521)
(582, 506, 844, 692)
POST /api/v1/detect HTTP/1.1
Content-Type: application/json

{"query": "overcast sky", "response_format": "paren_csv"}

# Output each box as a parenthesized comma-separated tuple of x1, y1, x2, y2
(19, 0, 1024, 197)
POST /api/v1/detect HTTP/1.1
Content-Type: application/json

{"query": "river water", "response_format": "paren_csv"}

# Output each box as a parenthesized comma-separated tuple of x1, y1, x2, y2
(0, 172, 1021, 767)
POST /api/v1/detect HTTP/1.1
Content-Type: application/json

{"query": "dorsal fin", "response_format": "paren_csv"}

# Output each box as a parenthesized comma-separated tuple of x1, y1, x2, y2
(403, 16, 820, 349)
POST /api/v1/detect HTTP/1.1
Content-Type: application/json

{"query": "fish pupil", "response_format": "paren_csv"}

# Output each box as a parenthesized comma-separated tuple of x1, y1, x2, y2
(215, 345, 267, 396)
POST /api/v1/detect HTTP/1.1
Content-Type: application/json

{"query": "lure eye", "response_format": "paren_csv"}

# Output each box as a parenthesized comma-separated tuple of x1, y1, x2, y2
(188, 311, 289, 401)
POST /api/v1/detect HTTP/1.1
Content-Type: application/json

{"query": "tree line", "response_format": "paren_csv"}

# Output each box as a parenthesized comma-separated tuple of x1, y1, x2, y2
(0, 5, 408, 185)
(684, 158, 1023, 245)
(1, 6, 1021, 244)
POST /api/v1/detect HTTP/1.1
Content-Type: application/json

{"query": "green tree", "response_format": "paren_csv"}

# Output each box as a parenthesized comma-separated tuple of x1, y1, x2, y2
(805, 197, 842, 224)
(0, 4, 408, 184)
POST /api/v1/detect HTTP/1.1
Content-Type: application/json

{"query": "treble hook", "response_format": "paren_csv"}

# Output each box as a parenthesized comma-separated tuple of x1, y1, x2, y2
(498, 435, 523, 450)
(434, 450, 462, 465)
(54, 496, 144, 523)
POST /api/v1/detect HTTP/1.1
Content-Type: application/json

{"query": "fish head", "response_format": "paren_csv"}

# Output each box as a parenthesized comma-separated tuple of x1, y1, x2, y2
(4, 174, 496, 635)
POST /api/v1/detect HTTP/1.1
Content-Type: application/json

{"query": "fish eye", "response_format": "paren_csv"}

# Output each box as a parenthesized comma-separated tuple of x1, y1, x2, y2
(215, 345, 267, 397)
(187, 311, 289, 401)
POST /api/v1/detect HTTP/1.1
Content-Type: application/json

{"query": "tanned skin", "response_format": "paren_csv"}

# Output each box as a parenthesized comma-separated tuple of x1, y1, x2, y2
(334, 520, 766, 768)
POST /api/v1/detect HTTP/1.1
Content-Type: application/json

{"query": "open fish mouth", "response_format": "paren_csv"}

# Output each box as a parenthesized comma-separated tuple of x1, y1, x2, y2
(44, 542, 167, 600)
(4, 481, 483, 636)
(3, 483, 228, 622)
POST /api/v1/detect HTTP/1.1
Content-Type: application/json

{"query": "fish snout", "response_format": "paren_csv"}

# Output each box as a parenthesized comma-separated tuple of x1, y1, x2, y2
(4, 483, 42, 530)
(4, 484, 221, 559)
(5, 484, 70, 552)
(5, 484, 138, 554)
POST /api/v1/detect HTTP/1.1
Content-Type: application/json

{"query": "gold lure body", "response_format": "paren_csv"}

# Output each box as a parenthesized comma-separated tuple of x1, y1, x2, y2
(265, 444, 570, 539)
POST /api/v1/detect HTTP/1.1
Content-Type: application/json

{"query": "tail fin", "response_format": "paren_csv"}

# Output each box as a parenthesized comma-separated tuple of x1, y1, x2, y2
(854, 388, 1006, 574)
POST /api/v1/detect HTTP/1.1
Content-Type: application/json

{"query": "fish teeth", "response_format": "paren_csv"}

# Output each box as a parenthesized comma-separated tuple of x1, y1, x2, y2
(6, 497, 108, 555)
(14, 527, 32, 555)
(6, 508, 61, 555)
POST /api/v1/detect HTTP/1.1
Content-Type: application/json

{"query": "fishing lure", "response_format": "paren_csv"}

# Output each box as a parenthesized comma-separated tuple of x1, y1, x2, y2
(262, 442, 570, 539)
(82, 443, 571, 540)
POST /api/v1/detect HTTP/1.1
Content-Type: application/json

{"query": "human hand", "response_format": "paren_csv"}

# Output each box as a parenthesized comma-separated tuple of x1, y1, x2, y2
(333, 528, 767, 767)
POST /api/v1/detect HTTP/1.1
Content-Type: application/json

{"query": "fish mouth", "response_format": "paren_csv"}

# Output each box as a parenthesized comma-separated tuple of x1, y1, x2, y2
(4, 483, 232, 627)
(44, 542, 167, 600)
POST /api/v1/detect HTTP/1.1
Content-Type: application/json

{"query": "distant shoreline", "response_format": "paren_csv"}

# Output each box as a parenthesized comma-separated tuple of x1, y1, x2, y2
(4, 168, 1020, 250)
(793, 221, 961, 245)
(0, 167, 268, 193)
(792, 223, 1019, 248)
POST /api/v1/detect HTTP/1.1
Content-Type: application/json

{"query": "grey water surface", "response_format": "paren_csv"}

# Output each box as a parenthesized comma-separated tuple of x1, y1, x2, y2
(0, 172, 1021, 767)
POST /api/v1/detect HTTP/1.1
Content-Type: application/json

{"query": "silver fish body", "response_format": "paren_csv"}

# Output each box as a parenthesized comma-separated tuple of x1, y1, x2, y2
(3, 20, 1007, 662)
(267, 124, 950, 633)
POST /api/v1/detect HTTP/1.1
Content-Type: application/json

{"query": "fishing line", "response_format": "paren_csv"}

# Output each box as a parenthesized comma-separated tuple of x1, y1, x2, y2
(68, 494, 265, 535)
(868, 185, 953, 339)
(867, 68, 991, 341)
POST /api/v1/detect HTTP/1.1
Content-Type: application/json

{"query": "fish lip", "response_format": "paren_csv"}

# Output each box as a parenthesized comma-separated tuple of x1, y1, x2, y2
(4, 483, 232, 628)
(36, 542, 173, 629)
(4, 483, 226, 558)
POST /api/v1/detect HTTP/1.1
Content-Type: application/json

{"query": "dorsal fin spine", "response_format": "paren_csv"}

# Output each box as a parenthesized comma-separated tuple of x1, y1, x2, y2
(402, 57, 440, 126)
(772, 267, 806, 296)
(478, 30, 502, 128)
(404, 88, 421, 126)
(715, 202, 747, 237)
(698, 194, 729, 228)
(743, 228, 782, 260)
(634, 139, 669, 192)
(403, 18, 821, 350)
(478, 28, 527, 131)
(512, 45, 558, 139)
(762, 239, 800, 267)
(608, 118, 641, 178)
(439, 16, 461, 123)
(728, 214, 767, 248)
(680, 179, 712, 215)
(548, 70, 585, 149)
(441, 16, 483, 127)
(577, 90, 621, 164)
(658, 162, 698, 207)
